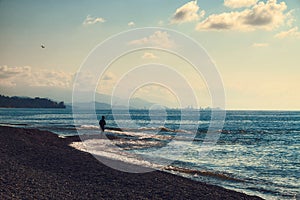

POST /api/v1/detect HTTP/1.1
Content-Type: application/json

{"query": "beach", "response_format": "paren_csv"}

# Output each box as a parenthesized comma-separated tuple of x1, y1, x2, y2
(0, 126, 263, 199)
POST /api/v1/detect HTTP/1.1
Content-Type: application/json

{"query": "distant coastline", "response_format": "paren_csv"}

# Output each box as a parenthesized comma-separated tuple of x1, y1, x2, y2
(0, 95, 65, 108)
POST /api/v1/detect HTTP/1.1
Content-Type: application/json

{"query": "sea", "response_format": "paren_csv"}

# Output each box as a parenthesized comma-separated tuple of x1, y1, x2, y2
(0, 108, 299, 200)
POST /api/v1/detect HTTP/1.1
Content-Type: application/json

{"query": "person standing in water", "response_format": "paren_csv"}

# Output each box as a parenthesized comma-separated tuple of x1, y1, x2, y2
(99, 116, 106, 132)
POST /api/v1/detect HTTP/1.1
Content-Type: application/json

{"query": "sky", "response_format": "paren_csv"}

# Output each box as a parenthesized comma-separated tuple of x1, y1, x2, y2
(0, 0, 299, 110)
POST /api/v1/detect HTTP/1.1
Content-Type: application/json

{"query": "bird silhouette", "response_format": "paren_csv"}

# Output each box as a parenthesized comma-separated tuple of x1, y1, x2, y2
(41, 44, 45, 48)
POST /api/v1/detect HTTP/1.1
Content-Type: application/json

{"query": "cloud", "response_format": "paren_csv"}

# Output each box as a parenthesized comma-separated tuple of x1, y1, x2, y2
(83, 15, 106, 25)
(0, 65, 72, 88)
(128, 31, 175, 48)
(142, 52, 159, 59)
(128, 21, 135, 27)
(224, 0, 258, 8)
(252, 43, 269, 47)
(158, 20, 164, 26)
(72, 71, 99, 93)
(101, 72, 116, 81)
(196, 0, 289, 31)
(0, 65, 30, 79)
(286, 9, 296, 27)
(31, 70, 72, 88)
(171, 0, 205, 24)
(0, 66, 31, 86)
(274, 26, 300, 39)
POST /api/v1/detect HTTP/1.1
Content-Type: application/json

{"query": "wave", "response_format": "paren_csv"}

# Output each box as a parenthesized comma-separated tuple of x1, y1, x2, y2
(76, 125, 192, 133)
(69, 137, 244, 184)
(43, 123, 300, 137)
(107, 126, 191, 134)
(79, 125, 100, 129)
(69, 139, 163, 170)
(74, 126, 204, 148)
(77, 132, 169, 150)
(0, 123, 28, 126)
(163, 166, 244, 182)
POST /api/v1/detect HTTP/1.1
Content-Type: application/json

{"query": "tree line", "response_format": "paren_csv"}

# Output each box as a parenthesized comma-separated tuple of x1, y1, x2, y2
(0, 95, 65, 108)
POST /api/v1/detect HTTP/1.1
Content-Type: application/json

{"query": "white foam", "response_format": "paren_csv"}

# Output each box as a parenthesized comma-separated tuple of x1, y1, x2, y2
(69, 139, 163, 169)
(79, 125, 99, 129)
(107, 129, 173, 140)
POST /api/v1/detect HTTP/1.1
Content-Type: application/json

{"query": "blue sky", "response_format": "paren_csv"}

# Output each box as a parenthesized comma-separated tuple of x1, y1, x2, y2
(0, 0, 299, 110)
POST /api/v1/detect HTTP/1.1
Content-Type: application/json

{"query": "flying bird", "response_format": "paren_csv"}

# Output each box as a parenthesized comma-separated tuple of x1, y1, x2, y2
(41, 44, 45, 48)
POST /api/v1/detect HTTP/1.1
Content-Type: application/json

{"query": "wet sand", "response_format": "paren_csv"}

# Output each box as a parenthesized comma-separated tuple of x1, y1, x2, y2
(0, 126, 263, 199)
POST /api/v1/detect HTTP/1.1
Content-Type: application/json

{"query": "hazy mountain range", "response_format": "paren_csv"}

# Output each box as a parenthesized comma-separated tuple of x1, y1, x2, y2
(69, 93, 155, 109)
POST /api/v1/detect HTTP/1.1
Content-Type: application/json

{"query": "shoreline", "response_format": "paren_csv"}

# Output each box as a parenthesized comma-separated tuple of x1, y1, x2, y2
(0, 126, 263, 199)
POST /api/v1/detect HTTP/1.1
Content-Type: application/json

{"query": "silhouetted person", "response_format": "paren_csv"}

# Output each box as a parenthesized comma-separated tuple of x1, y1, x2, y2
(99, 116, 106, 132)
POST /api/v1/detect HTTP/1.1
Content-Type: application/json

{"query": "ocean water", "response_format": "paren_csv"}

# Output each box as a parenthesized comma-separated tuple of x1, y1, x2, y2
(0, 108, 299, 200)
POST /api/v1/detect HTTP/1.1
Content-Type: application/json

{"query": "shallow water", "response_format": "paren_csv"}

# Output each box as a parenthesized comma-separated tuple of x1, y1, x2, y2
(0, 108, 299, 200)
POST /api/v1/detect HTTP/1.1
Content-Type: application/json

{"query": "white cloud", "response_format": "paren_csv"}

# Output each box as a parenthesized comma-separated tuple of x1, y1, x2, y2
(128, 21, 135, 27)
(142, 52, 159, 59)
(31, 70, 72, 88)
(286, 9, 296, 27)
(224, 0, 258, 8)
(0, 66, 31, 86)
(128, 31, 175, 48)
(274, 26, 300, 39)
(158, 20, 164, 26)
(0, 65, 30, 79)
(83, 15, 106, 25)
(0, 65, 72, 88)
(171, 0, 205, 24)
(252, 43, 269, 47)
(196, 0, 289, 31)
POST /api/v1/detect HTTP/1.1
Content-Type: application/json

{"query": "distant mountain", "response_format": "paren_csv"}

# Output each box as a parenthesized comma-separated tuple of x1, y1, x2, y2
(71, 101, 111, 110)
(95, 93, 154, 109)
(104, 96, 156, 109)
(71, 100, 154, 110)
(129, 98, 154, 109)
(0, 95, 65, 108)
(71, 92, 156, 109)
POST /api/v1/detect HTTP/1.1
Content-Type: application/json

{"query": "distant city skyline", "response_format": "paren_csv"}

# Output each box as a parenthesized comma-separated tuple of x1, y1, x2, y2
(0, 0, 299, 110)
